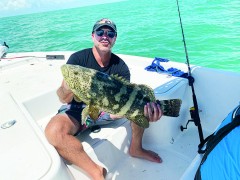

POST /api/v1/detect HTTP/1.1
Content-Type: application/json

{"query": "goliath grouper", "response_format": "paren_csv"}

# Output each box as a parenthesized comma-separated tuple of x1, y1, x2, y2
(61, 64, 182, 128)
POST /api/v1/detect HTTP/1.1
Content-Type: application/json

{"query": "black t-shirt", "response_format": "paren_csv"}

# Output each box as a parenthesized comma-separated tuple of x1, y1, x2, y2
(67, 48, 130, 81)
(66, 48, 131, 106)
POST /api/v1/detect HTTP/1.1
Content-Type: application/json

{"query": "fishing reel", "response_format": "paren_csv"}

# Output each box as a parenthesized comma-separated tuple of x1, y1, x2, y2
(180, 107, 197, 131)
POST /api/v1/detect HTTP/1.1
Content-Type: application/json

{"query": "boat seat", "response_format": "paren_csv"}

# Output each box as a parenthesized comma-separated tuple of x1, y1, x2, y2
(0, 92, 72, 179)
(154, 77, 188, 99)
(22, 89, 62, 129)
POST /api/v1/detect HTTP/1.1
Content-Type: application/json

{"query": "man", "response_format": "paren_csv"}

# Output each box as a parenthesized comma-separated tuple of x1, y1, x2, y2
(45, 18, 162, 180)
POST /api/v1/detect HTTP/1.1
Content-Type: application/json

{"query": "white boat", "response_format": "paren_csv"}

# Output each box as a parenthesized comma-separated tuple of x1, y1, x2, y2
(1, 51, 240, 180)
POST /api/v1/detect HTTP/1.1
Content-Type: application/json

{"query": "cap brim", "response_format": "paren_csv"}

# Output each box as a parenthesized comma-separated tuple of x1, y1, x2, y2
(93, 24, 116, 32)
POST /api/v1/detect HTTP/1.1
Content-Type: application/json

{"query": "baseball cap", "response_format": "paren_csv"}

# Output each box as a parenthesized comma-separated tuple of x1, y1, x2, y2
(92, 18, 117, 32)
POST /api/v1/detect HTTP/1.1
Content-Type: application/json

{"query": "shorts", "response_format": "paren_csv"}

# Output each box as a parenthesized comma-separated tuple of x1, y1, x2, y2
(57, 104, 114, 135)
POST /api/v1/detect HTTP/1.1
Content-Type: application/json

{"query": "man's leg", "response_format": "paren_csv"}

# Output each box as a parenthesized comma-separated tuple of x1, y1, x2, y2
(45, 113, 106, 180)
(129, 122, 162, 163)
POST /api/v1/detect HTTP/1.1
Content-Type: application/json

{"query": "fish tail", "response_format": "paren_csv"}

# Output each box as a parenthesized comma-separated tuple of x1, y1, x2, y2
(157, 99, 182, 117)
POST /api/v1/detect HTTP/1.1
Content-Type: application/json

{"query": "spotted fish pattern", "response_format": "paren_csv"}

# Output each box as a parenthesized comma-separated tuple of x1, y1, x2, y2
(61, 64, 182, 128)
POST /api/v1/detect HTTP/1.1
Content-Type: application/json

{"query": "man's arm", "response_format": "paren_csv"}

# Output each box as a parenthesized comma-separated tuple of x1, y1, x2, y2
(109, 114, 123, 120)
(57, 80, 74, 103)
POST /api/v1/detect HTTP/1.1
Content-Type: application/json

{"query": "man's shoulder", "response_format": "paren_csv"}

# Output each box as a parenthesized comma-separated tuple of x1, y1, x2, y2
(67, 48, 93, 65)
(111, 52, 120, 60)
(110, 53, 130, 81)
(111, 53, 126, 65)
(72, 48, 92, 56)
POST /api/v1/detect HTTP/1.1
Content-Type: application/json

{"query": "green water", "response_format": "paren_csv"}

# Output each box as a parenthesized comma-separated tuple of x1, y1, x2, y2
(0, 0, 239, 72)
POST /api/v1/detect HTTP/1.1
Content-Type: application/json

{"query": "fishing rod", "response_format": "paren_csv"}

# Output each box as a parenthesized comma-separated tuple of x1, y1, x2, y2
(176, 0, 204, 144)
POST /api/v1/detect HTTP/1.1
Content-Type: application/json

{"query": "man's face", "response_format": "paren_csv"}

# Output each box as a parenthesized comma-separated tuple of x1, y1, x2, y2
(92, 27, 117, 52)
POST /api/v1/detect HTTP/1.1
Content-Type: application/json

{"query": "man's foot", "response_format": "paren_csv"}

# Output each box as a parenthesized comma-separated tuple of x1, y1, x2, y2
(129, 147, 162, 163)
(91, 166, 107, 180)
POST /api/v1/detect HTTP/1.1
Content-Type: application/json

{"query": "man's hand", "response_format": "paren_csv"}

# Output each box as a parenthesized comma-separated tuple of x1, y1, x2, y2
(144, 102, 162, 122)
(57, 80, 74, 103)
(62, 80, 72, 93)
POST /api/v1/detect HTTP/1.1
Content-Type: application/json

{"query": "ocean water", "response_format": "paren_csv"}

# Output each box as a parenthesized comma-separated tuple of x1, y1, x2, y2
(0, 0, 239, 72)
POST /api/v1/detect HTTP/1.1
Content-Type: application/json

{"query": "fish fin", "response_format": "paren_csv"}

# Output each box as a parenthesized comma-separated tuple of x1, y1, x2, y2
(81, 106, 89, 125)
(110, 74, 129, 84)
(89, 105, 100, 121)
(157, 99, 182, 117)
(138, 84, 155, 99)
(130, 116, 149, 128)
(138, 84, 153, 91)
(73, 95, 82, 102)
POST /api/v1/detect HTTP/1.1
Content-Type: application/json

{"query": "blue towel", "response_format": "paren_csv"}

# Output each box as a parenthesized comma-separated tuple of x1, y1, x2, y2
(145, 57, 188, 78)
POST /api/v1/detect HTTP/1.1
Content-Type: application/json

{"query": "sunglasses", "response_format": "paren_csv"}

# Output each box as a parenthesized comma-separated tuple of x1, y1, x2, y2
(95, 30, 116, 38)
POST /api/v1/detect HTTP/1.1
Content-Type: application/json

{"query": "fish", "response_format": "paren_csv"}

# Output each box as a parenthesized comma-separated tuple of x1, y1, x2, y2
(61, 64, 182, 128)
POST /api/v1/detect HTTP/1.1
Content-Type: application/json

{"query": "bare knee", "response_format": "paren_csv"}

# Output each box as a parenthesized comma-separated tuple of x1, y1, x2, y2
(45, 116, 62, 146)
(45, 114, 78, 146)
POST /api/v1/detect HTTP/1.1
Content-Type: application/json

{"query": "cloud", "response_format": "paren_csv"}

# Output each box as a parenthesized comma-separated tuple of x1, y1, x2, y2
(0, 0, 77, 17)
(1, 0, 75, 10)
(0, 0, 126, 17)
(1, 0, 30, 10)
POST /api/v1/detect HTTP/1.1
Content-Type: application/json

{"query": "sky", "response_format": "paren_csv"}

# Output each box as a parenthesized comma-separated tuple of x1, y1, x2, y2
(0, 0, 124, 18)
